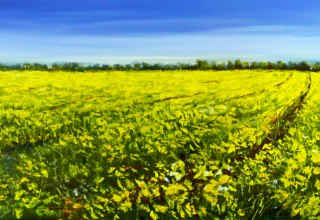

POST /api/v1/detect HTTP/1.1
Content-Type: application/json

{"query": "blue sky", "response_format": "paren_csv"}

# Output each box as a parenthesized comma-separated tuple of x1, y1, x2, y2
(1, 0, 320, 64)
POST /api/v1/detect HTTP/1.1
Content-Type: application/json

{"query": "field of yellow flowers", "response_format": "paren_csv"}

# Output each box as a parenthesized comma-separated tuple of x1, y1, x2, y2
(0, 70, 319, 219)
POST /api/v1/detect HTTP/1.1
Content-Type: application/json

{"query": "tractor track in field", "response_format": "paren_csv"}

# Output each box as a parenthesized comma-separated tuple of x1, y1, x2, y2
(274, 72, 293, 87)
(45, 90, 193, 110)
(48, 95, 108, 110)
(230, 73, 311, 163)
(199, 80, 220, 84)
(222, 72, 293, 103)
(16, 72, 293, 111)
(43, 92, 205, 110)
(9, 86, 49, 94)
(147, 92, 205, 104)
(136, 73, 293, 106)
(43, 72, 293, 110)
(46, 92, 206, 110)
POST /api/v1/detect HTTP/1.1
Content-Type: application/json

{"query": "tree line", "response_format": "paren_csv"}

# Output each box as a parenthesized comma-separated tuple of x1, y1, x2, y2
(0, 59, 319, 71)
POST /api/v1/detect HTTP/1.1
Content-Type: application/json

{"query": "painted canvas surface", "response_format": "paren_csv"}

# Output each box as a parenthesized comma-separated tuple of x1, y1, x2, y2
(1, 1, 320, 219)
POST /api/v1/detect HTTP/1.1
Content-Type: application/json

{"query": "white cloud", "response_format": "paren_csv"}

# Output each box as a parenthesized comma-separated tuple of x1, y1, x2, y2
(1, 25, 320, 63)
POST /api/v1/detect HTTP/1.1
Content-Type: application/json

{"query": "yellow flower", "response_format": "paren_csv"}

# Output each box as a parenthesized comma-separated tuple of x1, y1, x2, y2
(73, 203, 82, 209)
(315, 180, 320, 190)
(219, 175, 230, 184)
(311, 153, 320, 163)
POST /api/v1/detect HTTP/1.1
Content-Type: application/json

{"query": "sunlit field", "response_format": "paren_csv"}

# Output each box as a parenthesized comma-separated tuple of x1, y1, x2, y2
(1, 70, 320, 219)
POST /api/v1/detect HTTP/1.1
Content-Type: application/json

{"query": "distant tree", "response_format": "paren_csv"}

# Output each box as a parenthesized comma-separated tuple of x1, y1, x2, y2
(288, 61, 296, 70)
(61, 62, 82, 71)
(23, 63, 31, 70)
(227, 60, 234, 70)
(241, 61, 249, 69)
(267, 62, 276, 70)
(34, 63, 49, 70)
(1, 59, 317, 72)
(174, 63, 181, 70)
(133, 63, 141, 70)
(234, 59, 242, 69)
(180, 63, 193, 70)
(10, 64, 22, 70)
(101, 64, 113, 70)
(196, 59, 211, 70)
(0, 64, 8, 70)
(258, 61, 268, 69)
(296, 61, 310, 71)
(52, 63, 63, 71)
(113, 64, 124, 70)
(276, 61, 288, 70)
(175, 63, 191, 70)
(311, 62, 320, 72)
(154, 63, 165, 70)
(125, 64, 133, 70)
(250, 61, 259, 69)
(91, 64, 101, 71)
(211, 61, 217, 70)
(216, 62, 226, 70)
(163, 64, 173, 70)
(141, 62, 150, 70)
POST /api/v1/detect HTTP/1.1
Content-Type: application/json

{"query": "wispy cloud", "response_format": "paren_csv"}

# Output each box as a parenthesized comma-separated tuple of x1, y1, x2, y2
(212, 25, 320, 37)
(1, 0, 320, 63)
(1, 24, 320, 63)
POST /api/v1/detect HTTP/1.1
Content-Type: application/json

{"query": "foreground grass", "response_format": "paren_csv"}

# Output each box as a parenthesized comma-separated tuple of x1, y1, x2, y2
(0, 70, 320, 219)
